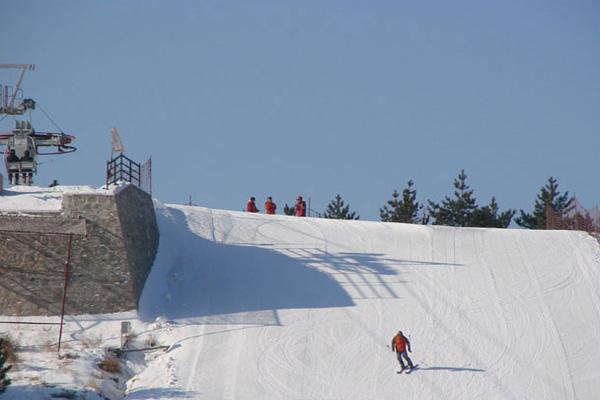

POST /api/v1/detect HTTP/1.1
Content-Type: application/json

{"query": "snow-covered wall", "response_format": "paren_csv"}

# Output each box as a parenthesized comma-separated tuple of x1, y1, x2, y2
(0, 184, 159, 315)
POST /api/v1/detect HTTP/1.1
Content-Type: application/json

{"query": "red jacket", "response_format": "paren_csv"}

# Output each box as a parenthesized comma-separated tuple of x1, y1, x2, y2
(246, 200, 259, 213)
(265, 200, 277, 214)
(295, 200, 306, 217)
(392, 333, 410, 353)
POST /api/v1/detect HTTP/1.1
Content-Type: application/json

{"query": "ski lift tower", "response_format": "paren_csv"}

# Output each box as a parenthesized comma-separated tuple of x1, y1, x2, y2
(0, 64, 76, 185)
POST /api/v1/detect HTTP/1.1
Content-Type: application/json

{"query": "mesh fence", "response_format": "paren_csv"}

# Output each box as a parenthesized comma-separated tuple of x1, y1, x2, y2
(140, 158, 152, 195)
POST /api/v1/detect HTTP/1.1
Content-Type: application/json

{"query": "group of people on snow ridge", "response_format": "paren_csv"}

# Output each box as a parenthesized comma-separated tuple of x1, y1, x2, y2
(245, 195, 306, 217)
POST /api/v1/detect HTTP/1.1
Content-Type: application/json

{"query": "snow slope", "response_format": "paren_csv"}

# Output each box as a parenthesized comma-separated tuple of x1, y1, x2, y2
(127, 203, 600, 399)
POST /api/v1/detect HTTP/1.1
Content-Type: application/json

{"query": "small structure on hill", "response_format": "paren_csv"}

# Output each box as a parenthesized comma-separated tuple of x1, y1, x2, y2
(0, 184, 159, 316)
(106, 127, 152, 194)
(0, 64, 76, 186)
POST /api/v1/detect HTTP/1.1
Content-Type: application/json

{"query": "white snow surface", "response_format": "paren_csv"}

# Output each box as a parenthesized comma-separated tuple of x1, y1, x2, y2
(3, 200, 600, 399)
(0, 184, 120, 212)
(134, 204, 600, 399)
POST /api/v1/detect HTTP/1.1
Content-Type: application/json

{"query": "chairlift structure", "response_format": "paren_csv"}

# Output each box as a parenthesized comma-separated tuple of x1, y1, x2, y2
(0, 64, 76, 185)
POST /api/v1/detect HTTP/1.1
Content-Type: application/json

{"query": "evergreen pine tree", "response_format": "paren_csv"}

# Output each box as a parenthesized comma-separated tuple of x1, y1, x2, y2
(380, 189, 401, 222)
(470, 197, 516, 228)
(283, 203, 296, 216)
(428, 170, 514, 228)
(380, 180, 426, 223)
(428, 170, 478, 226)
(515, 177, 574, 229)
(323, 194, 359, 220)
(0, 339, 12, 394)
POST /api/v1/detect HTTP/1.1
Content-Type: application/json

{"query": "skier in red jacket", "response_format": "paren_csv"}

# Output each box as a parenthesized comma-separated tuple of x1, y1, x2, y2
(295, 196, 306, 217)
(246, 197, 259, 213)
(264, 197, 277, 214)
(391, 330, 414, 372)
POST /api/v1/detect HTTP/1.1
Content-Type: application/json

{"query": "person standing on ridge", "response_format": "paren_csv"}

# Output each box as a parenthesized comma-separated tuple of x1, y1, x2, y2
(391, 330, 415, 372)
(264, 196, 277, 214)
(246, 197, 259, 213)
(295, 195, 306, 217)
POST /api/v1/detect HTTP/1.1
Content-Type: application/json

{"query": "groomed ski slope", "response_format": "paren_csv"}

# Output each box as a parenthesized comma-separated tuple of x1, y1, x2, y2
(133, 203, 600, 400)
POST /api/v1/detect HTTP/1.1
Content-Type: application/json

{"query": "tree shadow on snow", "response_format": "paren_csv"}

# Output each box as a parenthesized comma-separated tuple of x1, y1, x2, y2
(1, 385, 100, 400)
(280, 248, 460, 300)
(295, 249, 461, 274)
(126, 387, 197, 399)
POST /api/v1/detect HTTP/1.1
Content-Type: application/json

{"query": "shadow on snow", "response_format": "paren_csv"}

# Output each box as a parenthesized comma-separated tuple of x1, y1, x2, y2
(126, 387, 197, 399)
(139, 207, 459, 324)
(139, 207, 356, 323)
(417, 365, 486, 373)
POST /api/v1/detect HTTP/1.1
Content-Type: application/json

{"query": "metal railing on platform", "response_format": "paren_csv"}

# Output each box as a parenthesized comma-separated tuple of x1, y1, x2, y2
(106, 153, 141, 188)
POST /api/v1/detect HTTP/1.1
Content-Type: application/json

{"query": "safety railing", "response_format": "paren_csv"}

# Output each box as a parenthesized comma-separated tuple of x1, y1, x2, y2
(106, 153, 141, 188)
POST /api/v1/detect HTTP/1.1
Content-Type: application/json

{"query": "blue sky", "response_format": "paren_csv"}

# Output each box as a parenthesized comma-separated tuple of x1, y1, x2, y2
(2, 1, 599, 220)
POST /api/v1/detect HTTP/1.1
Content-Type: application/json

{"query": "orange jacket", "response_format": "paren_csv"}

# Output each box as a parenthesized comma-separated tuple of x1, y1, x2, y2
(246, 200, 259, 213)
(265, 200, 277, 214)
(392, 333, 410, 353)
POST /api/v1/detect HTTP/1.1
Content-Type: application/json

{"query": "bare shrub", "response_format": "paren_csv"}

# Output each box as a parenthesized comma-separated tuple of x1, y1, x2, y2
(145, 334, 159, 348)
(59, 352, 80, 360)
(0, 335, 18, 363)
(86, 377, 100, 391)
(97, 353, 121, 374)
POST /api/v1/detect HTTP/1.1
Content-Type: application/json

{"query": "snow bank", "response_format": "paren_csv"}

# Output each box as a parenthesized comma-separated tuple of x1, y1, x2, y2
(0, 184, 129, 212)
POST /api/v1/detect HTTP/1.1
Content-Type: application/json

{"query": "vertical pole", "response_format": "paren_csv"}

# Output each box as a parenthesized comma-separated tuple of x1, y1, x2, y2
(57, 233, 73, 353)
(8, 66, 27, 109)
(308, 197, 311, 217)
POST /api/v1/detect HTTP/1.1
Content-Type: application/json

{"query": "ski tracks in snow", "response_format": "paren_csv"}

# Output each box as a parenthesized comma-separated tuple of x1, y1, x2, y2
(516, 232, 576, 400)
(150, 205, 600, 399)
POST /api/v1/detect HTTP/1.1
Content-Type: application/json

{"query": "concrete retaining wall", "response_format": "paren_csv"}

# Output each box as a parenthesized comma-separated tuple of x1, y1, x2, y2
(0, 184, 159, 316)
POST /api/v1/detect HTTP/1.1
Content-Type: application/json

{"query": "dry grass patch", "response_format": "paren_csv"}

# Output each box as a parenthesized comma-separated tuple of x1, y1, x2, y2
(0, 335, 18, 363)
(40, 339, 56, 352)
(145, 334, 159, 348)
(97, 353, 121, 374)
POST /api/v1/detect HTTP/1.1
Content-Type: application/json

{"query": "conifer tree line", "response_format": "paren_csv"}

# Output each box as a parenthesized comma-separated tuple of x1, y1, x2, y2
(321, 170, 580, 229)
(323, 194, 359, 220)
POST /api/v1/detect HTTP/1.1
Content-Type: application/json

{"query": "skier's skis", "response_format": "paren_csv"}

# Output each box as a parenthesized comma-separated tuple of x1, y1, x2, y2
(397, 365, 419, 374)
(404, 364, 419, 374)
